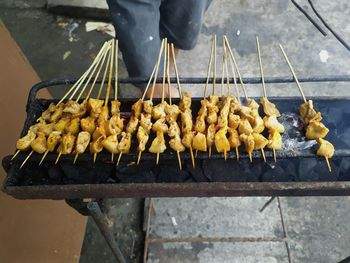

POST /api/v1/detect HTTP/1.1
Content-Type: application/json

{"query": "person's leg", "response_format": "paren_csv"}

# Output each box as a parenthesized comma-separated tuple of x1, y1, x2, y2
(106, 0, 163, 91)
(160, 0, 212, 50)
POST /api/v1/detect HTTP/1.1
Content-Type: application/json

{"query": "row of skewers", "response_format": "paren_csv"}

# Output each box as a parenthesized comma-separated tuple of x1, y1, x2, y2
(11, 35, 335, 172)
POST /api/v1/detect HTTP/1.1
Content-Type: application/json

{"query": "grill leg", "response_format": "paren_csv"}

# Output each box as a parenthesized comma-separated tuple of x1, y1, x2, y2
(87, 201, 127, 263)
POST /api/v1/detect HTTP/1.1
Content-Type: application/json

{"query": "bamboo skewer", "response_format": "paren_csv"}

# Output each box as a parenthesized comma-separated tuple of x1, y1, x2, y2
(97, 42, 113, 99)
(224, 36, 248, 101)
(137, 40, 165, 165)
(213, 35, 217, 96)
(150, 39, 166, 102)
(279, 44, 331, 171)
(85, 41, 112, 102)
(256, 36, 267, 98)
(19, 150, 34, 169)
(117, 152, 123, 166)
(203, 37, 215, 98)
(55, 151, 62, 165)
(279, 44, 307, 103)
(75, 42, 111, 101)
(167, 43, 182, 170)
(114, 39, 119, 101)
(11, 150, 20, 161)
(171, 43, 182, 98)
(67, 42, 109, 101)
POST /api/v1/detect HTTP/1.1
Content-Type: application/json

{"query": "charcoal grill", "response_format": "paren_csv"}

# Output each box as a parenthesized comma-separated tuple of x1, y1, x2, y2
(2, 76, 350, 263)
(3, 76, 350, 199)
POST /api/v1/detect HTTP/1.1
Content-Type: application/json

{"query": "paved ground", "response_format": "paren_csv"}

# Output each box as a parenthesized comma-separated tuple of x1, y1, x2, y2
(2, 0, 350, 262)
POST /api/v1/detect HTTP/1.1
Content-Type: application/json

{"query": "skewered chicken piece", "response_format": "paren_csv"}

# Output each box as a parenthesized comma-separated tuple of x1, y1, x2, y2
(206, 123, 216, 157)
(30, 132, 47, 154)
(149, 131, 167, 155)
(126, 116, 139, 134)
(46, 131, 62, 152)
(15, 131, 37, 152)
(227, 127, 241, 160)
(206, 95, 219, 125)
(140, 113, 153, 132)
(267, 129, 282, 151)
(253, 132, 269, 162)
(238, 106, 255, 124)
(55, 133, 76, 164)
(260, 97, 281, 117)
(90, 135, 105, 162)
(136, 113, 153, 164)
(75, 131, 91, 155)
(238, 119, 253, 135)
(240, 133, 255, 162)
(143, 100, 153, 114)
(246, 98, 265, 134)
(193, 132, 207, 152)
(88, 98, 105, 119)
(102, 134, 119, 156)
(152, 101, 167, 120)
(193, 99, 208, 154)
(179, 92, 191, 112)
(65, 117, 80, 135)
(118, 132, 131, 155)
(299, 100, 322, 125)
(215, 127, 230, 159)
(54, 117, 70, 133)
(218, 97, 232, 129)
(316, 138, 335, 159)
(132, 99, 143, 119)
(81, 116, 96, 134)
(107, 114, 123, 135)
(305, 120, 329, 140)
(263, 115, 285, 133)
(111, 100, 121, 115)
(165, 103, 181, 122)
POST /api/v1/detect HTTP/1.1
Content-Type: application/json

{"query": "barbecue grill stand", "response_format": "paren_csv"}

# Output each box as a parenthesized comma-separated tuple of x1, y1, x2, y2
(66, 198, 127, 263)
(4, 76, 350, 263)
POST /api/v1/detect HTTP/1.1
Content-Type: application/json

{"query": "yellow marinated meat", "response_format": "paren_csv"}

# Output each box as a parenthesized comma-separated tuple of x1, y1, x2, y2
(194, 115, 206, 133)
(207, 123, 216, 148)
(305, 120, 329, 140)
(76, 131, 91, 154)
(81, 116, 96, 134)
(238, 106, 254, 124)
(152, 102, 166, 120)
(16, 131, 37, 151)
(227, 128, 241, 148)
(168, 121, 180, 138)
(54, 118, 70, 132)
(316, 138, 335, 158)
(215, 128, 230, 153)
(63, 100, 81, 114)
(38, 123, 55, 136)
(118, 132, 131, 154)
(299, 100, 322, 124)
(263, 115, 285, 133)
(251, 110, 265, 134)
(89, 135, 105, 154)
(140, 113, 152, 132)
(165, 103, 181, 122)
(92, 125, 107, 140)
(193, 132, 207, 152)
(260, 97, 280, 117)
(65, 117, 80, 135)
(247, 99, 259, 110)
(137, 126, 149, 152)
(149, 131, 167, 154)
(182, 132, 194, 148)
(60, 133, 76, 154)
(131, 99, 143, 118)
(238, 119, 253, 135)
(102, 134, 119, 154)
(49, 104, 64, 123)
(30, 132, 47, 154)
(267, 129, 282, 150)
(181, 110, 193, 133)
(111, 100, 121, 115)
(253, 133, 269, 150)
(143, 100, 153, 114)
(71, 102, 87, 119)
(107, 114, 123, 135)
(179, 92, 191, 111)
(126, 116, 139, 134)
(153, 118, 168, 133)
(240, 133, 255, 154)
(46, 131, 62, 152)
(228, 113, 240, 130)
(169, 135, 185, 152)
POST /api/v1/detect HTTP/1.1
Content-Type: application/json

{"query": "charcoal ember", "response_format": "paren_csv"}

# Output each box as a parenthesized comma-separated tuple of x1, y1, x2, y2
(21, 165, 49, 185)
(339, 157, 350, 180)
(116, 162, 156, 183)
(297, 158, 338, 181)
(184, 160, 208, 182)
(60, 162, 95, 184)
(261, 164, 290, 182)
(203, 159, 260, 182)
(153, 162, 190, 183)
(91, 163, 114, 183)
(279, 160, 298, 181)
(48, 166, 63, 184)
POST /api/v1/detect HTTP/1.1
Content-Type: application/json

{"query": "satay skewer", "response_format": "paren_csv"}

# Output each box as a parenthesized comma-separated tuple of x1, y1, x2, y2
(224, 36, 248, 101)
(19, 150, 34, 169)
(136, 40, 165, 164)
(171, 43, 183, 98)
(279, 44, 307, 103)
